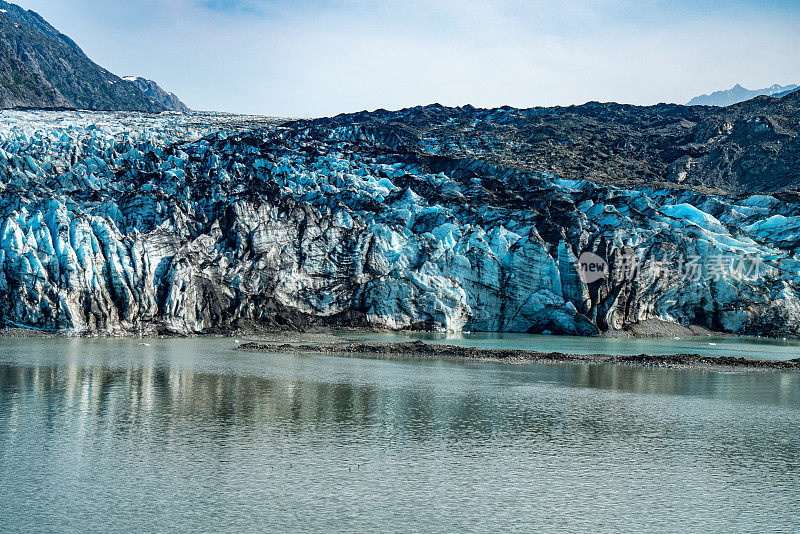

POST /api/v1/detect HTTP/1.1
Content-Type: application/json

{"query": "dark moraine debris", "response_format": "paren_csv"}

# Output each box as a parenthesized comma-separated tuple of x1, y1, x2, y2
(235, 340, 800, 371)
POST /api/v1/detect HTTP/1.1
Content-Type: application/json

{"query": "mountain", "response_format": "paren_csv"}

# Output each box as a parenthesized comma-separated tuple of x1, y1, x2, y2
(687, 83, 798, 106)
(1, 94, 800, 337)
(773, 86, 800, 99)
(0, 1, 183, 111)
(122, 76, 190, 112)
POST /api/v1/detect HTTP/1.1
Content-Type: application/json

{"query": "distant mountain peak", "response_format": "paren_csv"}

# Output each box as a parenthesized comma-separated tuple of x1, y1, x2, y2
(688, 83, 798, 107)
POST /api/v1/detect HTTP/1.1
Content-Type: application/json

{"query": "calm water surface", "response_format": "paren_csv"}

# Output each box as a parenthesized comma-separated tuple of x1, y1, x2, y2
(0, 337, 798, 533)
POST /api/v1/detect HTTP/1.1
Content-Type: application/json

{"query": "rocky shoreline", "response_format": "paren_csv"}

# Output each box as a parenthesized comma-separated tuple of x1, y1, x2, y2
(235, 339, 800, 371)
(1, 325, 797, 371)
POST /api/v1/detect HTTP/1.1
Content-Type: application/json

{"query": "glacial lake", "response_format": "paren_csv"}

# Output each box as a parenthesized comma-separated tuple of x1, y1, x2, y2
(1, 337, 798, 532)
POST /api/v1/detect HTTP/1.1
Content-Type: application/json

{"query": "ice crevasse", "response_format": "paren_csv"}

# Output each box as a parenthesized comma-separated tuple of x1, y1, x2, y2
(0, 110, 798, 336)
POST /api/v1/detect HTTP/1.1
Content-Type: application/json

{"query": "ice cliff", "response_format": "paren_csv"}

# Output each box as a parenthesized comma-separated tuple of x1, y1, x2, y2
(1, 109, 799, 336)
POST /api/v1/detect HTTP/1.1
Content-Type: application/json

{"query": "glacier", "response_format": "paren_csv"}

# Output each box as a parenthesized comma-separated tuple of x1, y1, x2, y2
(0, 109, 799, 336)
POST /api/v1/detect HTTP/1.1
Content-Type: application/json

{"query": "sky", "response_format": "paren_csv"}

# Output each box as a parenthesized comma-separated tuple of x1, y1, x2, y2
(13, 0, 800, 117)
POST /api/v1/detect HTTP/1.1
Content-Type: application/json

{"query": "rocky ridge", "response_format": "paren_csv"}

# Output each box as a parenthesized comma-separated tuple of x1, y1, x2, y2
(122, 77, 190, 113)
(0, 1, 185, 111)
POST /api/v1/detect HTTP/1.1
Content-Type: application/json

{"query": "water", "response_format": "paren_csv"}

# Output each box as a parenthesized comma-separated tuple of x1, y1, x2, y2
(346, 331, 800, 361)
(0, 337, 798, 533)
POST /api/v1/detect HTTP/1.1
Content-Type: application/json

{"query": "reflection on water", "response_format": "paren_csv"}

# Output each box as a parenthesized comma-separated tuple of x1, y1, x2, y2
(0, 338, 798, 533)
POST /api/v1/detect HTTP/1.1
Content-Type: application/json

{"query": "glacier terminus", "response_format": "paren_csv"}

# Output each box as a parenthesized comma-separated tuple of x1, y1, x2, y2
(0, 106, 799, 337)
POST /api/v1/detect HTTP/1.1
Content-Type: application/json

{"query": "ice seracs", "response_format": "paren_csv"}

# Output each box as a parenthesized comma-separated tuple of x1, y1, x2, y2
(0, 109, 799, 337)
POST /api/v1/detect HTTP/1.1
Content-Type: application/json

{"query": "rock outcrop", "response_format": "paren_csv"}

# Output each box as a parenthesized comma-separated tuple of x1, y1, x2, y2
(1, 106, 800, 337)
